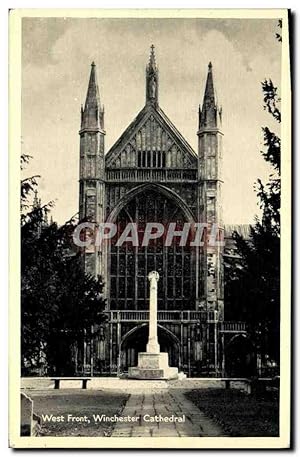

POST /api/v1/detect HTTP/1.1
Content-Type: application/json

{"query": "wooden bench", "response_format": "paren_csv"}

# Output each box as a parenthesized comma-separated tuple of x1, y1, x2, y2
(51, 377, 91, 390)
(222, 378, 248, 390)
(222, 377, 279, 394)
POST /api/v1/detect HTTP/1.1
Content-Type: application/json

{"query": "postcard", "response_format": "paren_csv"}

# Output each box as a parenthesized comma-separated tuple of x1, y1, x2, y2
(9, 8, 291, 448)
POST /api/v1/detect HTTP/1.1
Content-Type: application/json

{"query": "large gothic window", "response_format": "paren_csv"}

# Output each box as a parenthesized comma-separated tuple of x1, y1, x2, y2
(109, 189, 196, 310)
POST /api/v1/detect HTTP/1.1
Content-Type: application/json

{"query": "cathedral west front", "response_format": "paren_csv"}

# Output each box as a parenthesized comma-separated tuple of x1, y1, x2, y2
(77, 46, 246, 377)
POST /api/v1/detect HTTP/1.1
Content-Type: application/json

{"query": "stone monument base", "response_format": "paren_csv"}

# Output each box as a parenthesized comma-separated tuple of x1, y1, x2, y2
(128, 352, 179, 380)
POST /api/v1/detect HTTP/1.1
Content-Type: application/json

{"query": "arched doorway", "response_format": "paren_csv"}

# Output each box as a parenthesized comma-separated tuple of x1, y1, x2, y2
(107, 185, 196, 311)
(120, 324, 180, 373)
(225, 334, 256, 377)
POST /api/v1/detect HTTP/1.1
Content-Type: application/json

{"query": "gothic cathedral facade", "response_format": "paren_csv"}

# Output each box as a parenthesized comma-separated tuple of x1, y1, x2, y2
(78, 47, 230, 377)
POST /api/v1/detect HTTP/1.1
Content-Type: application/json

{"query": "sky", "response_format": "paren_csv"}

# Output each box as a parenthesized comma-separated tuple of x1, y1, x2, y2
(21, 17, 281, 224)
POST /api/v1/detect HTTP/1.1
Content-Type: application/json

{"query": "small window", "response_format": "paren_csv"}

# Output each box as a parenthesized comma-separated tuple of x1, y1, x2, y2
(153, 151, 157, 168)
(147, 151, 151, 167)
(157, 151, 161, 168)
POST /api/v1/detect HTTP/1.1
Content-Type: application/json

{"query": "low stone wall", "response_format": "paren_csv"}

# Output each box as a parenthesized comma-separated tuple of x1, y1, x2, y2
(21, 377, 229, 391)
(22, 376, 275, 395)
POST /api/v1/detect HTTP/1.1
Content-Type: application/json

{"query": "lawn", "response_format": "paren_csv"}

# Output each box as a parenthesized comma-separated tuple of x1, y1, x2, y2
(185, 388, 279, 437)
(25, 390, 129, 437)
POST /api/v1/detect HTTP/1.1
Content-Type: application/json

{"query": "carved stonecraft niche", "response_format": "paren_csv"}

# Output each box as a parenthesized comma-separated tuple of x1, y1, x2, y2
(86, 193, 96, 220)
(106, 111, 197, 169)
(105, 184, 137, 218)
(163, 184, 198, 219)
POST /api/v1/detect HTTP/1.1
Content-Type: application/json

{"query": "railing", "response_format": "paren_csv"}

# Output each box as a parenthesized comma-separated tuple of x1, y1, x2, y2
(107, 310, 218, 323)
(220, 321, 246, 332)
(105, 168, 198, 183)
(106, 311, 247, 331)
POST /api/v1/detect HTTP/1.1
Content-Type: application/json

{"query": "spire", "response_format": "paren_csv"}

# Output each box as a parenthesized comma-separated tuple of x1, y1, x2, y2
(149, 44, 157, 71)
(146, 45, 159, 106)
(85, 62, 100, 110)
(199, 62, 222, 130)
(81, 62, 104, 131)
(205, 62, 215, 104)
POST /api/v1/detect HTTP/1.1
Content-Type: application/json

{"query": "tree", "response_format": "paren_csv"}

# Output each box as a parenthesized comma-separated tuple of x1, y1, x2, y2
(225, 21, 281, 367)
(20, 153, 40, 219)
(21, 156, 106, 375)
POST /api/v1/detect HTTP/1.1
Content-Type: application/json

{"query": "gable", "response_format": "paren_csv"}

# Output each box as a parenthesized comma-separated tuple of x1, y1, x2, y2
(105, 105, 197, 169)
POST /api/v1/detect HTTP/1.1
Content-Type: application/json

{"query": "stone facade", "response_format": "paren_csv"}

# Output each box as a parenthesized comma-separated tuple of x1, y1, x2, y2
(77, 47, 243, 377)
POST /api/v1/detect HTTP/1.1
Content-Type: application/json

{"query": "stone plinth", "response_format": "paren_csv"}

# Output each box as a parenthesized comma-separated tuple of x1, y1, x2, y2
(21, 392, 33, 436)
(128, 352, 178, 380)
